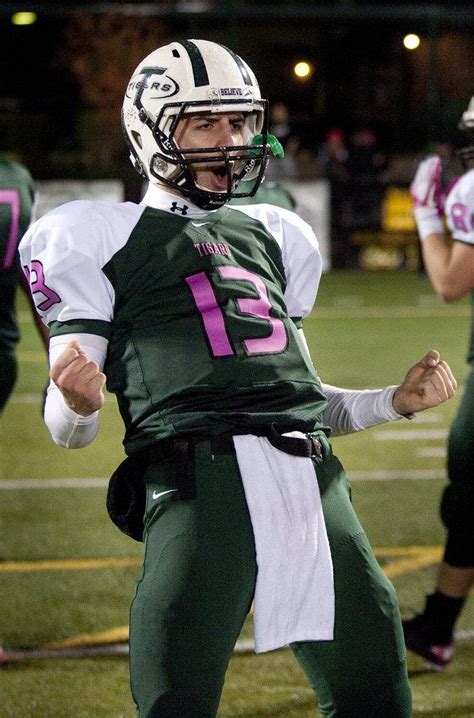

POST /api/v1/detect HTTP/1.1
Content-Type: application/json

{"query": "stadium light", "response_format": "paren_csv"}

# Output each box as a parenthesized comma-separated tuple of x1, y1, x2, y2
(293, 61, 313, 80)
(403, 33, 420, 50)
(11, 11, 37, 26)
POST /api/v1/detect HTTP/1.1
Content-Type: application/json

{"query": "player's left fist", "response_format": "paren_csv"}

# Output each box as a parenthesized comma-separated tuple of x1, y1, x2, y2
(392, 350, 457, 415)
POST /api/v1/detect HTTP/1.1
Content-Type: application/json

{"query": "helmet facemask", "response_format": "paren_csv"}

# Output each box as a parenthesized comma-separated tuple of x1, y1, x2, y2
(146, 100, 271, 209)
(457, 96, 474, 169)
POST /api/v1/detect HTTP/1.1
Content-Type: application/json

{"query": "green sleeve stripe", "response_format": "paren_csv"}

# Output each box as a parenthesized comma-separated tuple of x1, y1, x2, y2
(291, 317, 303, 329)
(49, 319, 111, 339)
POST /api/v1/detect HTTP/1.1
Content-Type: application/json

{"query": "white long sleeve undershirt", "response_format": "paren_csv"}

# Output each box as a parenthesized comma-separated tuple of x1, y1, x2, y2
(321, 383, 403, 436)
(44, 333, 107, 448)
(44, 332, 407, 449)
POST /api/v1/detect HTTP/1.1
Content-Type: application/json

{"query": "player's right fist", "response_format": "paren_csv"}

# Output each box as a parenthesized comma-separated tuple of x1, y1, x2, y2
(49, 340, 106, 416)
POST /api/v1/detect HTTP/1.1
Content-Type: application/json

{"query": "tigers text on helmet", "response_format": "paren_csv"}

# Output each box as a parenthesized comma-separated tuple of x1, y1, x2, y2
(122, 39, 270, 209)
(458, 96, 474, 167)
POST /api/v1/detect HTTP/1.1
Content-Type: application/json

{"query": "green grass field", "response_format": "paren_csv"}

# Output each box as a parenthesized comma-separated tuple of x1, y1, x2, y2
(1, 269, 473, 717)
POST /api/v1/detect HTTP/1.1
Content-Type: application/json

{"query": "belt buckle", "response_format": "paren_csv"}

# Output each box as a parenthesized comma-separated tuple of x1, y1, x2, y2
(309, 435, 323, 458)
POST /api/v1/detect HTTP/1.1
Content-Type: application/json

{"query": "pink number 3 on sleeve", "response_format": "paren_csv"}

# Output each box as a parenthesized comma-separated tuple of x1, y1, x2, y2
(23, 260, 61, 311)
(186, 267, 288, 357)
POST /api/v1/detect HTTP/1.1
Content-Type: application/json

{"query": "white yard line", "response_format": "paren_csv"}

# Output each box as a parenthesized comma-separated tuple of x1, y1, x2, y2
(314, 305, 470, 319)
(409, 413, 443, 423)
(416, 447, 447, 457)
(374, 429, 449, 440)
(348, 470, 446, 481)
(0, 478, 109, 489)
(7, 393, 44, 404)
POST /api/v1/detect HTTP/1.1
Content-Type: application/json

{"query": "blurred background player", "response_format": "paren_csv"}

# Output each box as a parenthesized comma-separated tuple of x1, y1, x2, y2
(0, 157, 48, 414)
(265, 101, 301, 181)
(406, 96, 474, 669)
(229, 177, 296, 211)
(316, 128, 351, 268)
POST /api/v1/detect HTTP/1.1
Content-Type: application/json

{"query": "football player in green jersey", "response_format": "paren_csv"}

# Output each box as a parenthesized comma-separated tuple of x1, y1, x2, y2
(229, 178, 296, 211)
(20, 40, 457, 717)
(404, 97, 474, 670)
(0, 158, 48, 413)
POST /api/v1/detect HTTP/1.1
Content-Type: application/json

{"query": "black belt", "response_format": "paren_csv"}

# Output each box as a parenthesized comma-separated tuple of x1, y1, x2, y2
(138, 426, 324, 500)
(137, 426, 323, 463)
(268, 425, 323, 458)
(209, 427, 323, 459)
(107, 427, 325, 542)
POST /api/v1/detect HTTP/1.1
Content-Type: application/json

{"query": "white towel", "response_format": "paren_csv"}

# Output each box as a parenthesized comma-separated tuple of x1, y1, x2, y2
(233, 433, 335, 653)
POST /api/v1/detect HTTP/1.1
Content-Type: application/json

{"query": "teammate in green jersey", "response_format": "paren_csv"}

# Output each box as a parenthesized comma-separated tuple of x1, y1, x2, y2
(405, 96, 474, 670)
(229, 178, 296, 211)
(0, 158, 48, 413)
(20, 40, 457, 717)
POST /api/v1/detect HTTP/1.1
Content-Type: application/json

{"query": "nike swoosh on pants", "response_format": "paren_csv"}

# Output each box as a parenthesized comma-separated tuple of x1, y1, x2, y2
(152, 489, 178, 500)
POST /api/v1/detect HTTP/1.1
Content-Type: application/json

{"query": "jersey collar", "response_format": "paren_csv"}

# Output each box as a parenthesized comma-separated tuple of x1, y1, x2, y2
(141, 183, 219, 218)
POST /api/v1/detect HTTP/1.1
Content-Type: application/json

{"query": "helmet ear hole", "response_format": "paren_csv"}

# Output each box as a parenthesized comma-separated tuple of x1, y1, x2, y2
(139, 108, 149, 124)
(152, 156, 169, 175)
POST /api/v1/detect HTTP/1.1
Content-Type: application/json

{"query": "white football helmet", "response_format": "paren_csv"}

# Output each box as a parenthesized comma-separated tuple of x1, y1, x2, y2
(458, 96, 474, 166)
(122, 39, 272, 209)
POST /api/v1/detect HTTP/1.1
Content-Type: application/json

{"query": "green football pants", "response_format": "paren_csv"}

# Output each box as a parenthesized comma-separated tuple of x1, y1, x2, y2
(129, 440, 412, 717)
(443, 365, 474, 566)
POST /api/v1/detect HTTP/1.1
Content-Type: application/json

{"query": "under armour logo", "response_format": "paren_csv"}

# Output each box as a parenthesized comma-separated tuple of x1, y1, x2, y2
(170, 202, 189, 215)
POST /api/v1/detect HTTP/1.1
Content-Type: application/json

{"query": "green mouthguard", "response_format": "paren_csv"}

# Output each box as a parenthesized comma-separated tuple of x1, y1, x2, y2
(250, 134, 285, 159)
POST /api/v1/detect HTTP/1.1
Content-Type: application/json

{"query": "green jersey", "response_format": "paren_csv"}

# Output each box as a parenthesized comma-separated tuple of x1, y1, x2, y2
(229, 180, 296, 211)
(0, 160, 35, 353)
(20, 184, 326, 453)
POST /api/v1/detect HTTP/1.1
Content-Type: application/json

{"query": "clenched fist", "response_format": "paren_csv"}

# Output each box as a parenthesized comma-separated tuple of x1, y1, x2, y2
(49, 340, 106, 416)
(392, 350, 457, 416)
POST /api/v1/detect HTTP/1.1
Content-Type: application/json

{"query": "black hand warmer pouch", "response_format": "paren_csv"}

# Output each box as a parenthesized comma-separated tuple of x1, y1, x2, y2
(106, 456, 146, 542)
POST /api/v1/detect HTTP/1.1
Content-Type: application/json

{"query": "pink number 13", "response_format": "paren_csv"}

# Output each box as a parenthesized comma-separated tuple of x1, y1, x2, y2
(186, 267, 287, 357)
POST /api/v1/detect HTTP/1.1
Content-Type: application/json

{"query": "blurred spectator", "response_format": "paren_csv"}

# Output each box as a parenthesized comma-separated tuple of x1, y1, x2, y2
(269, 101, 292, 146)
(317, 128, 349, 180)
(317, 128, 352, 268)
(265, 102, 301, 180)
(346, 128, 387, 232)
